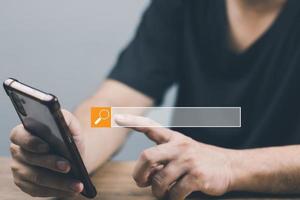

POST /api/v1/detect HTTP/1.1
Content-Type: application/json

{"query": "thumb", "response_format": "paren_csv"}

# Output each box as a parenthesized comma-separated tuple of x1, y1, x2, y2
(114, 114, 172, 144)
(61, 109, 85, 156)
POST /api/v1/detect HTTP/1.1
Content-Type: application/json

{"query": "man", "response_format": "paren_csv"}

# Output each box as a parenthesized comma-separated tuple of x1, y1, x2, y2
(8, 0, 300, 199)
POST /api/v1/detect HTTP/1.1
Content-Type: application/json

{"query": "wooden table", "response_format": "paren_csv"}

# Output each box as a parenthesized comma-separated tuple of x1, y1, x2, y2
(0, 157, 299, 200)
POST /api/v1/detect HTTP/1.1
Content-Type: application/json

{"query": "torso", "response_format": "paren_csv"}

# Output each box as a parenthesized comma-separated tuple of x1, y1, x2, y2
(173, 0, 300, 149)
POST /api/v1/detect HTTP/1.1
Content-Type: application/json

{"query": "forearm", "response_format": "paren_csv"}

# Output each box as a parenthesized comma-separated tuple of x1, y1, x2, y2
(73, 80, 153, 173)
(74, 97, 129, 173)
(230, 145, 300, 194)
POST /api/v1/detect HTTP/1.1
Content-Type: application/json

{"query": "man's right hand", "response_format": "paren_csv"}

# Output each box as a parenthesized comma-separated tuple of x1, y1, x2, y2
(9, 109, 85, 198)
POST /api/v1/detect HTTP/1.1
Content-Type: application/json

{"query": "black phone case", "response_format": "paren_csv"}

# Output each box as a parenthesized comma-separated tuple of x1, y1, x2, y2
(3, 78, 97, 198)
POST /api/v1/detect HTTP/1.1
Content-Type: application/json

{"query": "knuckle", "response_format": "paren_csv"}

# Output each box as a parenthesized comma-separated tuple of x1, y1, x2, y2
(190, 169, 204, 180)
(186, 157, 197, 168)
(202, 181, 222, 196)
(9, 126, 20, 142)
(167, 165, 178, 176)
(10, 161, 20, 174)
(203, 182, 212, 192)
(178, 140, 192, 150)
(17, 169, 27, 179)
(9, 144, 18, 157)
(140, 150, 153, 164)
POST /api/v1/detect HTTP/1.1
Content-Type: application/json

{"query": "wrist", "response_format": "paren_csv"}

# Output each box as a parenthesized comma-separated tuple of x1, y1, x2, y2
(226, 149, 250, 192)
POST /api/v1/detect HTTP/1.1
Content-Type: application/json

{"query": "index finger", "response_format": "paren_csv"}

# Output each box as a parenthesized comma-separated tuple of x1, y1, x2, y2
(114, 114, 173, 144)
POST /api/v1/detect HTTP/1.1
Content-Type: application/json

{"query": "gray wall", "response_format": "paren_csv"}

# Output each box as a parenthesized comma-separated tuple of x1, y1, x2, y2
(0, 0, 177, 160)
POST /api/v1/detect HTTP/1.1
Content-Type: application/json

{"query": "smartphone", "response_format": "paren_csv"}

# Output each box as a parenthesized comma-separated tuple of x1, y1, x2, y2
(3, 78, 97, 198)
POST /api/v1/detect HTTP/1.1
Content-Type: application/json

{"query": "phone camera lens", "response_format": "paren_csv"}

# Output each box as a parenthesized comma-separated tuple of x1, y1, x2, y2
(11, 93, 27, 116)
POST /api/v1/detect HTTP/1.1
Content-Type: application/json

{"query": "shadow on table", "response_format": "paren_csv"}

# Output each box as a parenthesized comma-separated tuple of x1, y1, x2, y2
(187, 191, 300, 199)
(52, 192, 300, 200)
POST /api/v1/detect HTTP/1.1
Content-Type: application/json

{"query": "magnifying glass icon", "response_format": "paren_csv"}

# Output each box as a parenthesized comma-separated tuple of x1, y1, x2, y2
(94, 109, 110, 125)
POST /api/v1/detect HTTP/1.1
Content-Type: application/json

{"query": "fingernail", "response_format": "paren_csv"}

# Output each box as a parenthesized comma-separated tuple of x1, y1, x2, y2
(38, 143, 49, 152)
(114, 114, 125, 122)
(70, 182, 83, 192)
(56, 160, 70, 172)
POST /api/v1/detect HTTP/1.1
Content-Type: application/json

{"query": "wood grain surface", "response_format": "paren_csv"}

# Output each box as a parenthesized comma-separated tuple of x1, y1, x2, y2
(0, 157, 299, 200)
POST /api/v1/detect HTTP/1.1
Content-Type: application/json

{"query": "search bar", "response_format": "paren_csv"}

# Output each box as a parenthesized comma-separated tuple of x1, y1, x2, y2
(90, 107, 241, 128)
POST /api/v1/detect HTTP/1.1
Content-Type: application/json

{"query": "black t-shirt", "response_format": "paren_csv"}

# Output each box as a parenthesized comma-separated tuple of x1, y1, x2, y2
(108, 0, 300, 149)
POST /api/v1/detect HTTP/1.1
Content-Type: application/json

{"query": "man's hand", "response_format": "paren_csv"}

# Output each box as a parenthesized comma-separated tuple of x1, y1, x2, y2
(115, 115, 236, 200)
(9, 109, 85, 198)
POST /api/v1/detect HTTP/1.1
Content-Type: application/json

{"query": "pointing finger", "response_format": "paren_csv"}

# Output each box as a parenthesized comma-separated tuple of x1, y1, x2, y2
(114, 114, 173, 144)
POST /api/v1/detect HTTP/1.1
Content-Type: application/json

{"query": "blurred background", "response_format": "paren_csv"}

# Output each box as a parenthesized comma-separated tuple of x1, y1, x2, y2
(0, 0, 177, 160)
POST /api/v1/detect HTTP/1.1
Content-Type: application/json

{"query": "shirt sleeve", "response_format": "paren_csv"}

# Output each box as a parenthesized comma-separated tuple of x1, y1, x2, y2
(107, 0, 183, 105)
